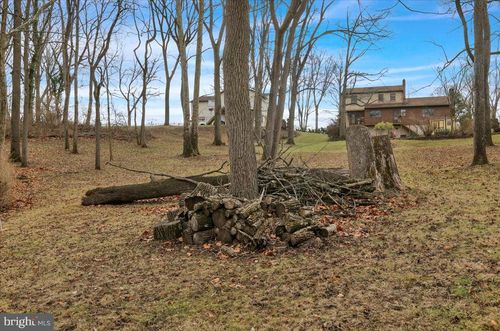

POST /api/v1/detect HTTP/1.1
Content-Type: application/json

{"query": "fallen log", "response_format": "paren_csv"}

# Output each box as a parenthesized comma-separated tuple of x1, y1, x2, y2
(81, 174, 228, 205)
(288, 227, 316, 247)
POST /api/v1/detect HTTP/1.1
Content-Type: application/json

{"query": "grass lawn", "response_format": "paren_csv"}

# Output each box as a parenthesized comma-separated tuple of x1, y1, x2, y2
(1, 127, 499, 330)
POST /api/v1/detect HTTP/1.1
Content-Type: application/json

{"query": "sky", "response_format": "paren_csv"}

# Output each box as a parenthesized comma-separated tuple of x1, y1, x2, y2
(85, 0, 500, 128)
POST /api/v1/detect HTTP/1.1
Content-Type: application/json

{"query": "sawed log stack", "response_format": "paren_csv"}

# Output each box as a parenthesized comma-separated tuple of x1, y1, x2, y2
(154, 193, 339, 249)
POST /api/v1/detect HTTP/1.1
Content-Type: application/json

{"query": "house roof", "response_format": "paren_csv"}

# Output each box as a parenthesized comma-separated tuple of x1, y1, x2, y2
(195, 90, 268, 103)
(198, 95, 215, 102)
(365, 96, 450, 109)
(347, 84, 404, 94)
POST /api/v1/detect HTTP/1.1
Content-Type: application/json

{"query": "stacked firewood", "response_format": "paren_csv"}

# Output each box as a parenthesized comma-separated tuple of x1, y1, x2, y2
(153, 194, 338, 249)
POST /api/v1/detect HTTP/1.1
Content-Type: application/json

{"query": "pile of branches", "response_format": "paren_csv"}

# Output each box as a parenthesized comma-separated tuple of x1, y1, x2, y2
(256, 159, 374, 212)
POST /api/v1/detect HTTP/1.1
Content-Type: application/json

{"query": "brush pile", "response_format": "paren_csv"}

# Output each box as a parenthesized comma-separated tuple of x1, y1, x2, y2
(153, 164, 376, 249)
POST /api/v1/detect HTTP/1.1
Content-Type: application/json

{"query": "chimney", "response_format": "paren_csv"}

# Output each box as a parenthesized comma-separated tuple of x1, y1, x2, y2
(402, 79, 406, 103)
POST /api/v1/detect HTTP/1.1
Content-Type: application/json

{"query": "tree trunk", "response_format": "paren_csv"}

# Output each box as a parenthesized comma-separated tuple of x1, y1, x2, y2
(176, 0, 194, 157)
(224, 0, 258, 199)
(72, 0, 80, 154)
(139, 49, 147, 148)
(483, 3, 493, 147)
(164, 79, 170, 126)
(190, 0, 203, 155)
(94, 82, 101, 170)
(81, 174, 229, 205)
(270, 17, 299, 158)
(10, 0, 22, 162)
(253, 19, 267, 145)
(0, 0, 8, 151)
(21, 0, 32, 167)
(34, 65, 41, 125)
(213, 46, 223, 145)
(287, 79, 298, 145)
(472, 0, 489, 165)
(106, 81, 113, 160)
(263, 32, 284, 160)
(86, 68, 94, 126)
(62, 76, 71, 150)
(315, 106, 319, 132)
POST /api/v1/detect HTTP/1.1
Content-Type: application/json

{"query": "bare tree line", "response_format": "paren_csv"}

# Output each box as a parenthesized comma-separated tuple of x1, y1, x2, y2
(0, 0, 497, 179)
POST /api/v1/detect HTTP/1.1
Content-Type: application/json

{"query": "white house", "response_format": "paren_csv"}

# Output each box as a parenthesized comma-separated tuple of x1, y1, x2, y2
(193, 90, 269, 125)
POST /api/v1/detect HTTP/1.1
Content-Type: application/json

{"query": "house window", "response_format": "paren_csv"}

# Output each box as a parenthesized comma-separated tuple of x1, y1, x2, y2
(378, 93, 384, 102)
(422, 108, 434, 117)
(208, 107, 214, 112)
(350, 95, 357, 104)
(369, 110, 382, 117)
(401, 109, 406, 116)
(390, 93, 396, 101)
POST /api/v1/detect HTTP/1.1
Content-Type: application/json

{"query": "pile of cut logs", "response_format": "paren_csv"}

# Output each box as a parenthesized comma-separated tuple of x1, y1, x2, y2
(154, 193, 338, 249)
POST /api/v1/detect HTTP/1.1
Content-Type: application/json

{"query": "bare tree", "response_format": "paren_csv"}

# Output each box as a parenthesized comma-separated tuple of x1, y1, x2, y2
(455, 0, 492, 163)
(335, 9, 389, 139)
(102, 53, 116, 160)
(310, 53, 336, 131)
(224, 0, 258, 198)
(471, 0, 489, 163)
(262, 0, 305, 160)
(490, 57, 499, 127)
(133, 1, 158, 148)
(151, 0, 180, 126)
(250, 0, 270, 145)
(10, 0, 22, 161)
(190, 0, 204, 155)
(296, 69, 315, 130)
(435, 60, 474, 132)
(72, 0, 81, 154)
(173, 0, 197, 157)
(83, 0, 120, 127)
(91, 0, 124, 170)
(286, 0, 336, 144)
(0, 0, 9, 154)
(117, 56, 141, 128)
(21, 0, 54, 167)
(58, 0, 76, 150)
(204, 0, 225, 146)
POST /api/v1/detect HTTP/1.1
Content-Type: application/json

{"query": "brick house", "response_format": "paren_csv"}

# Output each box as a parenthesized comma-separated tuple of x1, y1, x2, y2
(344, 79, 453, 137)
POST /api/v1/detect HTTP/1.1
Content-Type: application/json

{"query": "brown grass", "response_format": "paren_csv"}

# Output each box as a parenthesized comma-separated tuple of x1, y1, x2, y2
(0, 149, 13, 210)
(0, 127, 499, 330)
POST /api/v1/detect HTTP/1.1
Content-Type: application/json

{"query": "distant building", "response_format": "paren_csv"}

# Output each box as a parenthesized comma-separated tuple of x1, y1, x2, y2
(193, 90, 269, 125)
(343, 79, 453, 137)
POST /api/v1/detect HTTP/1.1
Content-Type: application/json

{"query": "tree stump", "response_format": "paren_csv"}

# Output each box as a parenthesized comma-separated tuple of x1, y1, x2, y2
(372, 135, 403, 191)
(346, 125, 380, 186)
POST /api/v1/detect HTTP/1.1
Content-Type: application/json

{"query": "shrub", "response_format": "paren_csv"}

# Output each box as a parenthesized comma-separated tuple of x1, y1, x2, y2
(374, 121, 394, 131)
(433, 128, 451, 138)
(326, 120, 340, 141)
(492, 117, 500, 132)
(0, 149, 13, 210)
